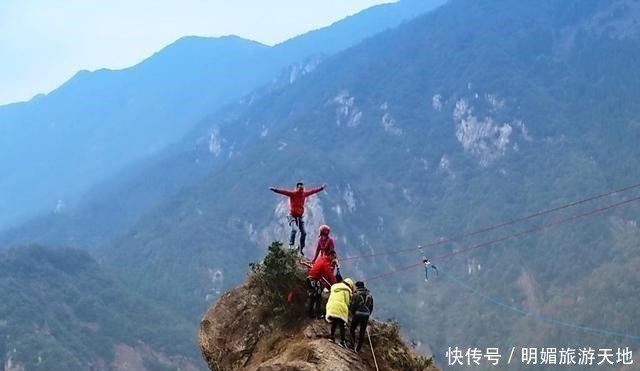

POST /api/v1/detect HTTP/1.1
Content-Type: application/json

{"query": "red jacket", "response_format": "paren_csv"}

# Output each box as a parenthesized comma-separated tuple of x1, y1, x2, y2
(271, 186, 324, 217)
(308, 255, 336, 287)
(313, 235, 335, 262)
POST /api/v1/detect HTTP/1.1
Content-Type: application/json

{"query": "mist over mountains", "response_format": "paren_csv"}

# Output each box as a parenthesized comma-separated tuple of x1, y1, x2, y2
(2, 1, 450, 370)
(3, 0, 640, 370)
(0, 0, 445, 231)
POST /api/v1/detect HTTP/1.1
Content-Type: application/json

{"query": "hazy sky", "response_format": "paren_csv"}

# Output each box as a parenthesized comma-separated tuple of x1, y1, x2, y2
(0, 0, 393, 105)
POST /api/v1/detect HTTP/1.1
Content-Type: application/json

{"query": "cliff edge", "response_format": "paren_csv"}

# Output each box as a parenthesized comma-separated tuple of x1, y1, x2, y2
(198, 242, 439, 371)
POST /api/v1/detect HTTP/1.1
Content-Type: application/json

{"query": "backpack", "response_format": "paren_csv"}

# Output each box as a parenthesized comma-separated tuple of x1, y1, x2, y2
(354, 290, 373, 316)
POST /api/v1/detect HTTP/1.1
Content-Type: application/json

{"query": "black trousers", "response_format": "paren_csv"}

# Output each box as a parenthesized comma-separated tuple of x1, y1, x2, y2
(350, 314, 370, 351)
(330, 317, 346, 342)
(306, 278, 322, 317)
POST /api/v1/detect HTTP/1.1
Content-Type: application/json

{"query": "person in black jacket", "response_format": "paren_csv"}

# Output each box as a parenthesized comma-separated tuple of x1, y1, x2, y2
(349, 281, 374, 353)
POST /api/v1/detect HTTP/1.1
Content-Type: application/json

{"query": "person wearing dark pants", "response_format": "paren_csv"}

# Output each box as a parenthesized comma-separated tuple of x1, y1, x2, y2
(306, 277, 323, 318)
(307, 251, 338, 318)
(326, 277, 354, 348)
(349, 281, 374, 353)
(330, 318, 346, 344)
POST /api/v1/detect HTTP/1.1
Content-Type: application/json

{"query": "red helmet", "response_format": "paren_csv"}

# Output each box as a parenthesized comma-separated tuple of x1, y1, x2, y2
(319, 224, 331, 235)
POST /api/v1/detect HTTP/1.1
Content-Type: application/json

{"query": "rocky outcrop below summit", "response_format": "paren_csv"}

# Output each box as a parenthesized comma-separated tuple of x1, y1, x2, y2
(198, 248, 439, 371)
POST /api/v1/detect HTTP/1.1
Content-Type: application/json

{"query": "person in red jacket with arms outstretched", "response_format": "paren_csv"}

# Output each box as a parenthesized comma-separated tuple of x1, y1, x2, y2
(269, 182, 326, 255)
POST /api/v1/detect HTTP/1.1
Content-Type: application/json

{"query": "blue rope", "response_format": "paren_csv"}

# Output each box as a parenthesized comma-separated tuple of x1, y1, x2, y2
(438, 267, 640, 342)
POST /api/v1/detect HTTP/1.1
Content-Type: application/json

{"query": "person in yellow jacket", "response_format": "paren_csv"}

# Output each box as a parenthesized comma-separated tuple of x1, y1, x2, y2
(325, 277, 354, 347)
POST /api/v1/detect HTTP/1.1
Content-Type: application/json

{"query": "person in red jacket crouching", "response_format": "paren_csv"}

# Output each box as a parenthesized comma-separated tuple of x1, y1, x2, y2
(306, 250, 337, 319)
(269, 182, 326, 255)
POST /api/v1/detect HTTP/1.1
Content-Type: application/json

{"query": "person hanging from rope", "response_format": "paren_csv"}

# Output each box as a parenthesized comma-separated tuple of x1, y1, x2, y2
(423, 257, 439, 282)
(269, 182, 326, 255)
(307, 250, 338, 319)
(349, 281, 374, 353)
(326, 277, 354, 348)
(312, 224, 335, 263)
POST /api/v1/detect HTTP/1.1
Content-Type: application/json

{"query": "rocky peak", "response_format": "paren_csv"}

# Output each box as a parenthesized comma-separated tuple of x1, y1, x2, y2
(199, 243, 439, 371)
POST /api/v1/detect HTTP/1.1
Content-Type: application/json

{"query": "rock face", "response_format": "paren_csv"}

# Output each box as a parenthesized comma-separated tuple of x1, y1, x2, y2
(199, 271, 439, 371)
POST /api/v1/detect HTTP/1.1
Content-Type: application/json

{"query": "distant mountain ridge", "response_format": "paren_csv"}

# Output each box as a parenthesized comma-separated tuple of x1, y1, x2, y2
(0, 35, 269, 232)
(0, 0, 446, 231)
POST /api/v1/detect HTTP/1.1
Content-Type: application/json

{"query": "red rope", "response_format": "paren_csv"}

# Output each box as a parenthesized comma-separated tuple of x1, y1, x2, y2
(343, 182, 640, 262)
(364, 196, 640, 282)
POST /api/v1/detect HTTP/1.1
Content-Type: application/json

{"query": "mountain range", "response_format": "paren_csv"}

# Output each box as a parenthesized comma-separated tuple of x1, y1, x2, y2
(0, 0, 445, 231)
(3, 0, 640, 370)
(95, 0, 640, 366)
(1, 1, 449, 370)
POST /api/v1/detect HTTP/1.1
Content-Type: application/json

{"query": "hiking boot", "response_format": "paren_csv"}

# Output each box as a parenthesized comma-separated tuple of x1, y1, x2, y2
(339, 340, 347, 348)
(328, 337, 335, 343)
